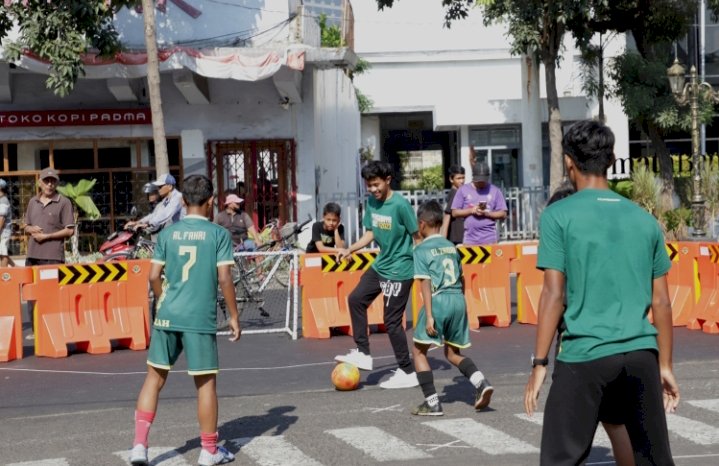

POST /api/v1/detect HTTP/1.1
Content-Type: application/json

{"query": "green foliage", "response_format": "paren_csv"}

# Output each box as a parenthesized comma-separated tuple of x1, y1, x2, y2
(662, 208, 691, 239)
(318, 13, 342, 47)
(57, 178, 101, 220)
(1, 1, 134, 97)
(608, 179, 632, 198)
(356, 88, 374, 113)
(630, 164, 661, 215)
(419, 165, 444, 191)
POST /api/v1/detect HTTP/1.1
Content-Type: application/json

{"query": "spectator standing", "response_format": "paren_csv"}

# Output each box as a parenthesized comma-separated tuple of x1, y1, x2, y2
(24, 168, 75, 266)
(440, 165, 466, 245)
(451, 162, 507, 245)
(0, 178, 15, 267)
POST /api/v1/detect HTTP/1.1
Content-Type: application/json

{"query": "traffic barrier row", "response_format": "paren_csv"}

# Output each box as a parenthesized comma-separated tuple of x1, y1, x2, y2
(301, 241, 719, 339)
(512, 241, 719, 334)
(0, 260, 151, 362)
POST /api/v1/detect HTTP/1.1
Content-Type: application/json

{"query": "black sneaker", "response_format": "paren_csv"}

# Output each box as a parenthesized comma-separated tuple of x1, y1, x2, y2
(412, 400, 444, 416)
(474, 379, 494, 410)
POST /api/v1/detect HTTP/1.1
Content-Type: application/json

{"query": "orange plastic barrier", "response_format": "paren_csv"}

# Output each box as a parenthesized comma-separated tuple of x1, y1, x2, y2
(511, 242, 542, 325)
(300, 251, 406, 339)
(0, 267, 35, 362)
(688, 243, 719, 334)
(459, 244, 515, 328)
(22, 260, 151, 358)
(663, 242, 699, 327)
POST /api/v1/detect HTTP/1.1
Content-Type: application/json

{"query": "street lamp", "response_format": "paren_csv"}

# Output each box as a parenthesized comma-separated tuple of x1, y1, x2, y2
(667, 58, 719, 238)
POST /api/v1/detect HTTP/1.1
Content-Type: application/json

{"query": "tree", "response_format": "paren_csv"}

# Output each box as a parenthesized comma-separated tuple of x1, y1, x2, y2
(569, 0, 715, 203)
(56, 178, 101, 259)
(1, 0, 134, 97)
(141, 0, 169, 176)
(377, 0, 586, 192)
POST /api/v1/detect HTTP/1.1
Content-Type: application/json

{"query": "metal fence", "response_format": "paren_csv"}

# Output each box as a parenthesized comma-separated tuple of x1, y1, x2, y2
(317, 186, 550, 243)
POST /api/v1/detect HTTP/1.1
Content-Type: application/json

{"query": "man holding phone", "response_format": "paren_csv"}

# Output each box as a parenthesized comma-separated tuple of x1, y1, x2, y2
(451, 162, 507, 245)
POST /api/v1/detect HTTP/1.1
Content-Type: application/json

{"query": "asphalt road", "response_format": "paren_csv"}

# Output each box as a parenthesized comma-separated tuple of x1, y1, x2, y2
(1, 316, 718, 465)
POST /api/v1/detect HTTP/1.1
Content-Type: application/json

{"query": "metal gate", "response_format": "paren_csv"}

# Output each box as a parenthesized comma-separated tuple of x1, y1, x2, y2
(208, 139, 297, 227)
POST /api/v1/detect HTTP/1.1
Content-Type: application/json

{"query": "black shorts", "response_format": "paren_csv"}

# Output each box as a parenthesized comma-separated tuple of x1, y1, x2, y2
(541, 350, 674, 466)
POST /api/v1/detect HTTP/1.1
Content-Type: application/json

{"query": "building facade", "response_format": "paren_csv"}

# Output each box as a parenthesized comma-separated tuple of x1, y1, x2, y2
(0, 0, 361, 254)
(352, 0, 631, 190)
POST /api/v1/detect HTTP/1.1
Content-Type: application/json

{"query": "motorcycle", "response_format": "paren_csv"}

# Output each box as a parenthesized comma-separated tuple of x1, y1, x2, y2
(98, 207, 157, 261)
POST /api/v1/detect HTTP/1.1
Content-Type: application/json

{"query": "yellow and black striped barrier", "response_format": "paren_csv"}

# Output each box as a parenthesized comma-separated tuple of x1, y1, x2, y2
(321, 252, 377, 272)
(458, 245, 492, 265)
(58, 262, 128, 285)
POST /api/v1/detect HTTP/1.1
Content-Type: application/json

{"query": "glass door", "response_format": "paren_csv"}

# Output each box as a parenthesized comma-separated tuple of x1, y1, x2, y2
(472, 147, 519, 188)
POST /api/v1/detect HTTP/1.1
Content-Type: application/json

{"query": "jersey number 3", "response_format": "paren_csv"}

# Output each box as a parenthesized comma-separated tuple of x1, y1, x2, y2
(179, 245, 197, 282)
(442, 258, 457, 286)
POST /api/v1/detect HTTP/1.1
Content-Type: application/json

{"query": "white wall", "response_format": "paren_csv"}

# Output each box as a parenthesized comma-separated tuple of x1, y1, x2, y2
(114, 0, 292, 48)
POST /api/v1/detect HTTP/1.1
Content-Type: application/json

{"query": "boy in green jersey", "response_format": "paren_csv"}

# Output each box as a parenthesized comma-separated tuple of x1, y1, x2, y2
(410, 200, 493, 416)
(335, 161, 421, 389)
(524, 121, 680, 465)
(129, 175, 241, 466)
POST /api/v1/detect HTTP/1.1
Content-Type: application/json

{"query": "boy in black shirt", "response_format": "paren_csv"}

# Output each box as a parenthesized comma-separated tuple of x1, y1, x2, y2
(306, 202, 345, 253)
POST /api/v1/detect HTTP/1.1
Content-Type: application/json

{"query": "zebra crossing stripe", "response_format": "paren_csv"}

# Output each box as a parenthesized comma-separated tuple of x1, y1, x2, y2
(514, 412, 612, 449)
(687, 399, 719, 414)
(326, 426, 432, 461)
(230, 435, 322, 466)
(6, 460, 69, 466)
(666, 413, 719, 445)
(424, 418, 539, 455)
(112, 447, 191, 465)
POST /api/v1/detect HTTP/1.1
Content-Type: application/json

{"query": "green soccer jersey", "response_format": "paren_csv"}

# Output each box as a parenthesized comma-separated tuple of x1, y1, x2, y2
(537, 189, 672, 363)
(152, 214, 235, 334)
(414, 234, 463, 295)
(363, 191, 418, 280)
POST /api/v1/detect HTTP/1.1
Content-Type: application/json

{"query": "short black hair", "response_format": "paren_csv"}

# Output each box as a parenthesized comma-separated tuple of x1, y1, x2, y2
(448, 164, 465, 177)
(547, 182, 575, 206)
(361, 160, 393, 181)
(323, 202, 341, 217)
(562, 120, 616, 176)
(182, 174, 213, 207)
(417, 200, 443, 227)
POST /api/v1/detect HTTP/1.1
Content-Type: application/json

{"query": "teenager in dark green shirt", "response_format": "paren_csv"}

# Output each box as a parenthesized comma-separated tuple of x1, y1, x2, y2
(524, 120, 679, 465)
(334, 161, 421, 389)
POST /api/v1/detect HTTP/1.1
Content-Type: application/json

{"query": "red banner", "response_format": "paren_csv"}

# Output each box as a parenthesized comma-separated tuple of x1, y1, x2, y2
(0, 108, 152, 128)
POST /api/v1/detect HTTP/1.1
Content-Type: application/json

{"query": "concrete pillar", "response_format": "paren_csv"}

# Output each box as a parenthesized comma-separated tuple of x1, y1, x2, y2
(180, 129, 206, 177)
(460, 125, 472, 176)
(521, 53, 543, 187)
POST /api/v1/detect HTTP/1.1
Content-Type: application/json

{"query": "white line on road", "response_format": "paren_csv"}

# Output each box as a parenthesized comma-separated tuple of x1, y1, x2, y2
(666, 413, 719, 445)
(424, 418, 539, 455)
(326, 426, 432, 461)
(7, 407, 124, 421)
(587, 453, 719, 465)
(687, 398, 719, 414)
(113, 447, 191, 465)
(6, 459, 69, 466)
(0, 355, 400, 376)
(514, 412, 612, 449)
(231, 435, 322, 466)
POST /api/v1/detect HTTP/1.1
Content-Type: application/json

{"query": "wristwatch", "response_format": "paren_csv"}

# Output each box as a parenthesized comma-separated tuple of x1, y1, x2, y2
(531, 354, 549, 367)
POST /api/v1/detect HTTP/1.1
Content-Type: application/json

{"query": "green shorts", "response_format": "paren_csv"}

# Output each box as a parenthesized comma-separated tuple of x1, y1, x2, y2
(413, 292, 471, 349)
(147, 329, 219, 375)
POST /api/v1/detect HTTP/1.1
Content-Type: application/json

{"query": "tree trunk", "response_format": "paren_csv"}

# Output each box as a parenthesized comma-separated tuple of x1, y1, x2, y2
(544, 58, 564, 193)
(644, 122, 675, 209)
(598, 35, 605, 122)
(142, 0, 169, 177)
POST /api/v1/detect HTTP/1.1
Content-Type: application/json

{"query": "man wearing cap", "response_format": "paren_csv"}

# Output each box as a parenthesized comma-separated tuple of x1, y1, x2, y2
(126, 173, 184, 233)
(450, 162, 507, 245)
(24, 168, 75, 266)
(214, 191, 263, 250)
(0, 178, 15, 267)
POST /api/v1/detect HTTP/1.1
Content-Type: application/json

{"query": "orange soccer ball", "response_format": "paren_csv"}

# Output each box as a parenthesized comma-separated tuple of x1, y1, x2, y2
(331, 362, 360, 391)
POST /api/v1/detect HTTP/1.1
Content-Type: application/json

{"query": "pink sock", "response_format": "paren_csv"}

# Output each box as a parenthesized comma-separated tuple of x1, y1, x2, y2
(133, 410, 156, 448)
(201, 432, 219, 455)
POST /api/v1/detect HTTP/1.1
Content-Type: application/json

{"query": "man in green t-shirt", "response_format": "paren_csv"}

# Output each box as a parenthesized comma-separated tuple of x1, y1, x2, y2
(129, 175, 240, 466)
(524, 120, 680, 465)
(335, 161, 421, 389)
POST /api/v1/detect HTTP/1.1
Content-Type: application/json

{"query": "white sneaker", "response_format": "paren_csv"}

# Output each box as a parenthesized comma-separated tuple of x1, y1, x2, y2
(379, 369, 419, 389)
(129, 444, 148, 466)
(198, 445, 235, 465)
(334, 348, 373, 371)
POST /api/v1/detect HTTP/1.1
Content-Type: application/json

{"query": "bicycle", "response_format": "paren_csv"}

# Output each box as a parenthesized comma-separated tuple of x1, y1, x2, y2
(216, 215, 312, 330)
